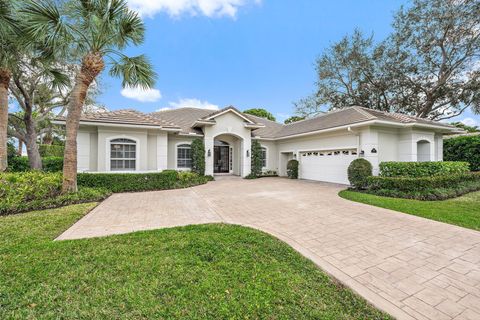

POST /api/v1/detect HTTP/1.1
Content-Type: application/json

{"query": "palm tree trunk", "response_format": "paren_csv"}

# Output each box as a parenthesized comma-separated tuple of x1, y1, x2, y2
(0, 68, 11, 172)
(62, 53, 104, 193)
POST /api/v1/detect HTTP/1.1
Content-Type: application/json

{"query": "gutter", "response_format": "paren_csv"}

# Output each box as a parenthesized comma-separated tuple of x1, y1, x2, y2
(273, 119, 458, 140)
(52, 120, 182, 132)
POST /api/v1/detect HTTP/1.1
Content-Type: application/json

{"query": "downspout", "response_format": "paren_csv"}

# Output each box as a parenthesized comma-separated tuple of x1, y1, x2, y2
(347, 126, 361, 156)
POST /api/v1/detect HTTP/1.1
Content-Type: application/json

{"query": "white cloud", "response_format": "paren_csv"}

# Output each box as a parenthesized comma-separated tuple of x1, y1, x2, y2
(121, 87, 162, 103)
(168, 98, 219, 110)
(461, 117, 478, 127)
(127, 0, 261, 18)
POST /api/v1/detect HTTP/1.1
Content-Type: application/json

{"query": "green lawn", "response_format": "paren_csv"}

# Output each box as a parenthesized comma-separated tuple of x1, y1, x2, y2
(339, 190, 480, 231)
(0, 204, 389, 319)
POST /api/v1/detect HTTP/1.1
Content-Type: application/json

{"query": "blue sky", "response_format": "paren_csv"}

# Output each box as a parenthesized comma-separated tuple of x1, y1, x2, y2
(98, 0, 479, 127)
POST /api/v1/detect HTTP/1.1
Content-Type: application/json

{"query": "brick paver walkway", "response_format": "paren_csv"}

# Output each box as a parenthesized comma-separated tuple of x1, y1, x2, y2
(58, 177, 480, 320)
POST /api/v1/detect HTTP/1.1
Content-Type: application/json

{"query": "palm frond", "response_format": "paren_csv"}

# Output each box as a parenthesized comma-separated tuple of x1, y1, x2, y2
(109, 54, 157, 89)
(21, 0, 71, 52)
(43, 68, 71, 91)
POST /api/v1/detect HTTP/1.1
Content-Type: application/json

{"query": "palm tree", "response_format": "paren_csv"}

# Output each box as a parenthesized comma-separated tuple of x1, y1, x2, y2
(23, 0, 156, 192)
(0, 0, 21, 171)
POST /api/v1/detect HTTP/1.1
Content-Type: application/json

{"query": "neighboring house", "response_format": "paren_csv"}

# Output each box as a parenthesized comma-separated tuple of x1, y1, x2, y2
(54, 106, 459, 184)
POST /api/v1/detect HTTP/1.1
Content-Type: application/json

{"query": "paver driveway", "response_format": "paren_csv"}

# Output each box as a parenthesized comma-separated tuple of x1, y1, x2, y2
(58, 177, 480, 320)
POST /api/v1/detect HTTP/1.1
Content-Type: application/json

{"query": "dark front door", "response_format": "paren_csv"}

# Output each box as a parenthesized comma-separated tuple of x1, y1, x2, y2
(214, 146, 229, 173)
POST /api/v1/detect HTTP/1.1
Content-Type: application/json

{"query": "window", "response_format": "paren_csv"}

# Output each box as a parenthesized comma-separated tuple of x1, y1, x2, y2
(261, 147, 267, 167)
(110, 138, 136, 171)
(177, 144, 192, 168)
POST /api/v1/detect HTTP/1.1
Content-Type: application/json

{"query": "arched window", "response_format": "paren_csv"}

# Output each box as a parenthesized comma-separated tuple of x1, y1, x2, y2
(417, 140, 431, 162)
(261, 147, 267, 168)
(177, 144, 192, 168)
(110, 138, 136, 171)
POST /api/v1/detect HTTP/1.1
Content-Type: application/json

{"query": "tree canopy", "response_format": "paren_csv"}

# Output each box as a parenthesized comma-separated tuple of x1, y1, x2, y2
(450, 122, 479, 133)
(284, 116, 305, 124)
(296, 0, 480, 120)
(243, 108, 276, 122)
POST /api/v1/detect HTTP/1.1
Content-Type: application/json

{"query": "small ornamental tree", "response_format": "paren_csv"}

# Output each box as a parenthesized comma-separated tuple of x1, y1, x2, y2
(250, 140, 263, 178)
(348, 158, 372, 189)
(191, 139, 205, 175)
(287, 159, 299, 179)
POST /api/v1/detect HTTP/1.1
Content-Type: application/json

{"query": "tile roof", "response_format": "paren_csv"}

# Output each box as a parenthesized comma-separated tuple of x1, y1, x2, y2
(150, 107, 214, 134)
(66, 106, 457, 138)
(67, 109, 180, 128)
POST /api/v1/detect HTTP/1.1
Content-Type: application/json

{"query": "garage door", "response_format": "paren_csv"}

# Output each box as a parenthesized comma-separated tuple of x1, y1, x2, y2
(299, 149, 358, 184)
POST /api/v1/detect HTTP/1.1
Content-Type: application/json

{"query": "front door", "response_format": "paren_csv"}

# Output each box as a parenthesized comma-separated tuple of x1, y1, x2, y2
(214, 146, 230, 173)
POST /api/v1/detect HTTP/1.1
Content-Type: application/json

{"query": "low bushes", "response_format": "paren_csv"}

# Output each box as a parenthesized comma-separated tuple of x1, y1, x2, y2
(7, 156, 63, 172)
(0, 172, 110, 215)
(348, 159, 372, 189)
(379, 161, 470, 177)
(77, 170, 212, 193)
(287, 160, 298, 179)
(444, 135, 480, 171)
(365, 172, 480, 200)
(1, 170, 212, 216)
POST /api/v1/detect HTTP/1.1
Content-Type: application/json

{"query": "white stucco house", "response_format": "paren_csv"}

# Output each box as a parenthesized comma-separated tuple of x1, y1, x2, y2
(55, 106, 459, 184)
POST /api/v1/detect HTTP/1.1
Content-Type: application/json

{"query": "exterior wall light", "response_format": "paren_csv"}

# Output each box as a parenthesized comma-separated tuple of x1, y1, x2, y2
(371, 148, 377, 154)
(207, 149, 211, 157)
(246, 150, 250, 157)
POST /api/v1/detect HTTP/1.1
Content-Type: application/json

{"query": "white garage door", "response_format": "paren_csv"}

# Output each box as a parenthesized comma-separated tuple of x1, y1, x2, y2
(299, 149, 358, 185)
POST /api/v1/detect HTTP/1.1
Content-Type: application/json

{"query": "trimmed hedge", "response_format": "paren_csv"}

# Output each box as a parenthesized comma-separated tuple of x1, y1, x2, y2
(348, 159, 372, 189)
(0, 170, 213, 216)
(77, 170, 212, 193)
(444, 135, 480, 171)
(366, 172, 480, 200)
(379, 161, 470, 177)
(39, 144, 64, 157)
(7, 156, 63, 172)
(0, 171, 110, 215)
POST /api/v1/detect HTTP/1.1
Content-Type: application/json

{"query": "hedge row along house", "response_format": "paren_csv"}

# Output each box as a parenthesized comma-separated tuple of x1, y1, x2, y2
(54, 106, 460, 184)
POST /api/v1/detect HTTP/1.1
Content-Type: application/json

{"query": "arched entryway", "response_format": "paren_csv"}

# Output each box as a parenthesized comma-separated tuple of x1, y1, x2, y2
(417, 140, 431, 162)
(214, 140, 231, 173)
(211, 134, 244, 176)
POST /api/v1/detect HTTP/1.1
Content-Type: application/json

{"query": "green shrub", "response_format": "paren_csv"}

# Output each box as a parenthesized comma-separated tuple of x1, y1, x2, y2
(39, 144, 64, 157)
(1, 186, 110, 216)
(42, 157, 64, 172)
(348, 159, 372, 189)
(368, 172, 480, 192)
(365, 179, 480, 201)
(8, 156, 30, 172)
(379, 161, 470, 177)
(444, 135, 480, 171)
(250, 140, 263, 178)
(77, 170, 210, 193)
(287, 160, 298, 179)
(7, 156, 63, 172)
(365, 172, 480, 200)
(0, 171, 97, 215)
(191, 139, 205, 175)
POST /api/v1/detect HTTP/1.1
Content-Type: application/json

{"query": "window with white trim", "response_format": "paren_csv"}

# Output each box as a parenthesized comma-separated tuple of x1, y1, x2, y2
(261, 147, 267, 168)
(110, 138, 136, 171)
(177, 144, 192, 168)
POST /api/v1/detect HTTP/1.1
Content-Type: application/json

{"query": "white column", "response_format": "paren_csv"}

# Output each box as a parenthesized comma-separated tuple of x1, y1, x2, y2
(204, 135, 214, 176)
(242, 136, 251, 177)
(156, 132, 168, 171)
